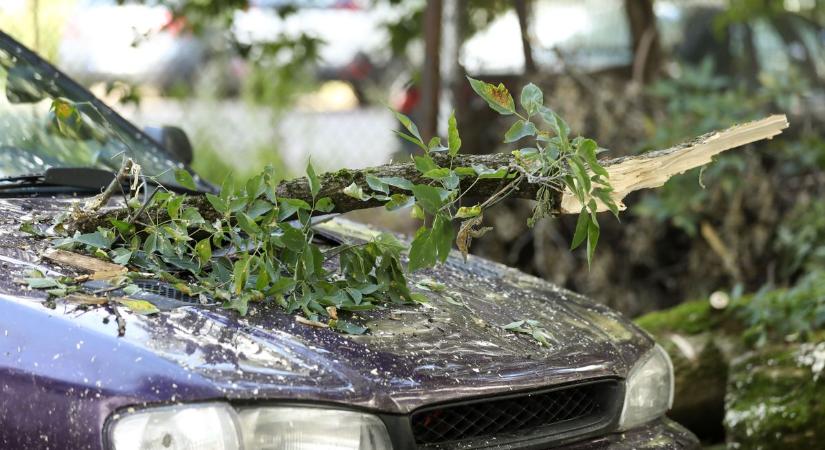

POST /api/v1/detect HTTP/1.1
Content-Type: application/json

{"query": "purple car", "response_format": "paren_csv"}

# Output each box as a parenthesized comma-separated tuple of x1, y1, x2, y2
(0, 31, 698, 449)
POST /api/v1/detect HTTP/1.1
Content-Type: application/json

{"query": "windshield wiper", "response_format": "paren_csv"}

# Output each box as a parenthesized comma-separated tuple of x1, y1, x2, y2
(0, 167, 204, 196)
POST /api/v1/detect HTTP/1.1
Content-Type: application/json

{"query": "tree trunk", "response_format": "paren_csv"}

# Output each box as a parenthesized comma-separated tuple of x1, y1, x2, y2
(625, 0, 661, 84)
(514, 0, 536, 74)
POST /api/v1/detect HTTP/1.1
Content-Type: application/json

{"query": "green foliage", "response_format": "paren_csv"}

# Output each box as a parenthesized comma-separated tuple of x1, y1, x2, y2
(739, 271, 825, 347)
(634, 60, 802, 235)
(36, 78, 618, 337)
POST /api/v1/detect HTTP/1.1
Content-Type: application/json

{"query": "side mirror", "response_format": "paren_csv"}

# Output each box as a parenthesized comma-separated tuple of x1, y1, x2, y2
(143, 126, 194, 165)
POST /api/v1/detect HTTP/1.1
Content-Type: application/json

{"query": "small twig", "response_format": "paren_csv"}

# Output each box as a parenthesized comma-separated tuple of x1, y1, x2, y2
(128, 187, 160, 225)
(109, 303, 127, 337)
(82, 158, 133, 213)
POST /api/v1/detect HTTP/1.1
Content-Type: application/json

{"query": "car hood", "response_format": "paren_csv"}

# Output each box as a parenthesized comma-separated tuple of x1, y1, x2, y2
(0, 197, 651, 415)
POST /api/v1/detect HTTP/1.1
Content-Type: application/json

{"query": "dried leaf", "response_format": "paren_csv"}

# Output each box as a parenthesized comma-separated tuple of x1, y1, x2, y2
(115, 298, 160, 315)
(456, 215, 493, 261)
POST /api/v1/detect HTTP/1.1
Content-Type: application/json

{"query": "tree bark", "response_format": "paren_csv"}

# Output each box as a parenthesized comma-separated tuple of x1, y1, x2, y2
(68, 115, 788, 233)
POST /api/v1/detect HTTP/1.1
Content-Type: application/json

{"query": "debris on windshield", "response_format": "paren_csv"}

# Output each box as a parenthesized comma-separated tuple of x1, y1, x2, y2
(43, 248, 126, 275)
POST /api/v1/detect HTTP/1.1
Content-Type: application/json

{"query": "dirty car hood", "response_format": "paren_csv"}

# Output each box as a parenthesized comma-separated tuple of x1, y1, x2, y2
(0, 197, 652, 415)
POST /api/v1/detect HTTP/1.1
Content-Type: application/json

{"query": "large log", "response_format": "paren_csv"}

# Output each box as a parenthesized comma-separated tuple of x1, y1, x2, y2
(69, 115, 788, 233)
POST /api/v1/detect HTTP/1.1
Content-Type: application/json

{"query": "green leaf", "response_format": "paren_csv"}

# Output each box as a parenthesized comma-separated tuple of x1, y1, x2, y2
(122, 284, 141, 296)
(109, 219, 135, 234)
(410, 204, 425, 220)
(75, 231, 114, 250)
(503, 320, 526, 330)
(255, 266, 270, 291)
(117, 299, 159, 315)
(393, 130, 428, 152)
(504, 120, 538, 143)
(579, 139, 609, 178)
(330, 319, 368, 335)
(538, 106, 570, 138)
(315, 197, 335, 213)
(571, 209, 589, 250)
(246, 199, 274, 219)
(278, 198, 311, 221)
(142, 232, 158, 254)
(206, 193, 228, 214)
(586, 216, 600, 268)
(570, 157, 592, 195)
(343, 182, 371, 201)
(165, 195, 185, 220)
(246, 174, 266, 199)
(233, 258, 249, 295)
(378, 176, 414, 191)
(423, 168, 452, 179)
(427, 136, 447, 152)
(306, 159, 321, 199)
(411, 184, 444, 215)
(111, 248, 132, 265)
(467, 76, 516, 115)
(520, 83, 543, 116)
(19, 222, 44, 237)
(447, 111, 461, 157)
(279, 224, 307, 252)
(237, 212, 260, 236)
(432, 214, 454, 262)
(181, 207, 206, 224)
(385, 194, 413, 211)
(25, 277, 60, 289)
(365, 175, 389, 194)
(174, 169, 197, 190)
(195, 238, 212, 265)
(408, 226, 436, 272)
(225, 295, 249, 316)
(393, 111, 426, 149)
(472, 164, 508, 179)
(375, 232, 406, 255)
(414, 154, 439, 174)
(593, 187, 620, 219)
(455, 204, 481, 219)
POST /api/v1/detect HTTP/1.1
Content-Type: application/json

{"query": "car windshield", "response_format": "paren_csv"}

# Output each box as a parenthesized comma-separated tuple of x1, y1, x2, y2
(0, 32, 188, 187)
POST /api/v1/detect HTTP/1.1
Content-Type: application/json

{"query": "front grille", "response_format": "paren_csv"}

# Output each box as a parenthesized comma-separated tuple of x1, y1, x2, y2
(411, 380, 618, 447)
(133, 279, 202, 304)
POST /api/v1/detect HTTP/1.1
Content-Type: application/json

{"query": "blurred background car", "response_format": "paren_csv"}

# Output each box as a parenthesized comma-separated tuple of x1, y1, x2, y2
(57, 0, 211, 93)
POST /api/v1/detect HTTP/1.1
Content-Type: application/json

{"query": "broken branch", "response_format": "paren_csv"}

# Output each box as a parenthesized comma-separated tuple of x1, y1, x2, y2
(68, 115, 788, 233)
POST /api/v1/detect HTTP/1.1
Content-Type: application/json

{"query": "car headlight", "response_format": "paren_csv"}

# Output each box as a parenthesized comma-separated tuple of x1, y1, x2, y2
(618, 344, 674, 430)
(108, 403, 393, 450)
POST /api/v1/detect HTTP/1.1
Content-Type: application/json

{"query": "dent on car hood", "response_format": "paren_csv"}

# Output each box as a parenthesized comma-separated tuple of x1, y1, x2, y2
(0, 197, 652, 415)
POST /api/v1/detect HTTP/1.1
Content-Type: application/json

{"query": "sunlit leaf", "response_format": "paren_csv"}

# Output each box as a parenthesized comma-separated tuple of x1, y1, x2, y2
(174, 169, 197, 190)
(117, 298, 160, 315)
(306, 159, 321, 199)
(343, 182, 371, 201)
(467, 76, 516, 115)
(520, 83, 543, 116)
(448, 111, 461, 157)
(504, 120, 538, 143)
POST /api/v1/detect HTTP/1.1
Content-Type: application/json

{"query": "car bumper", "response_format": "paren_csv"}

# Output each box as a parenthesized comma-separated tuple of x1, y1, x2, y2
(561, 418, 700, 449)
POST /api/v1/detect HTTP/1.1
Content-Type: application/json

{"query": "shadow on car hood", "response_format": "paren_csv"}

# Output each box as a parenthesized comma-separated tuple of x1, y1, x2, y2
(0, 198, 651, 415)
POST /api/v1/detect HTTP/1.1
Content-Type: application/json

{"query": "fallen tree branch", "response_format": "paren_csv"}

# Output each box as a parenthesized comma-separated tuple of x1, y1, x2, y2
(68, 115, 788, 233)
(560, 114, 789, 213)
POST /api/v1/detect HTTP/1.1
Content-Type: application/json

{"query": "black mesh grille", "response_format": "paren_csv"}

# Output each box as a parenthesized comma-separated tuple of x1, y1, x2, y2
(411, 381, 616, 446)
(133, 279, 202, 304)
